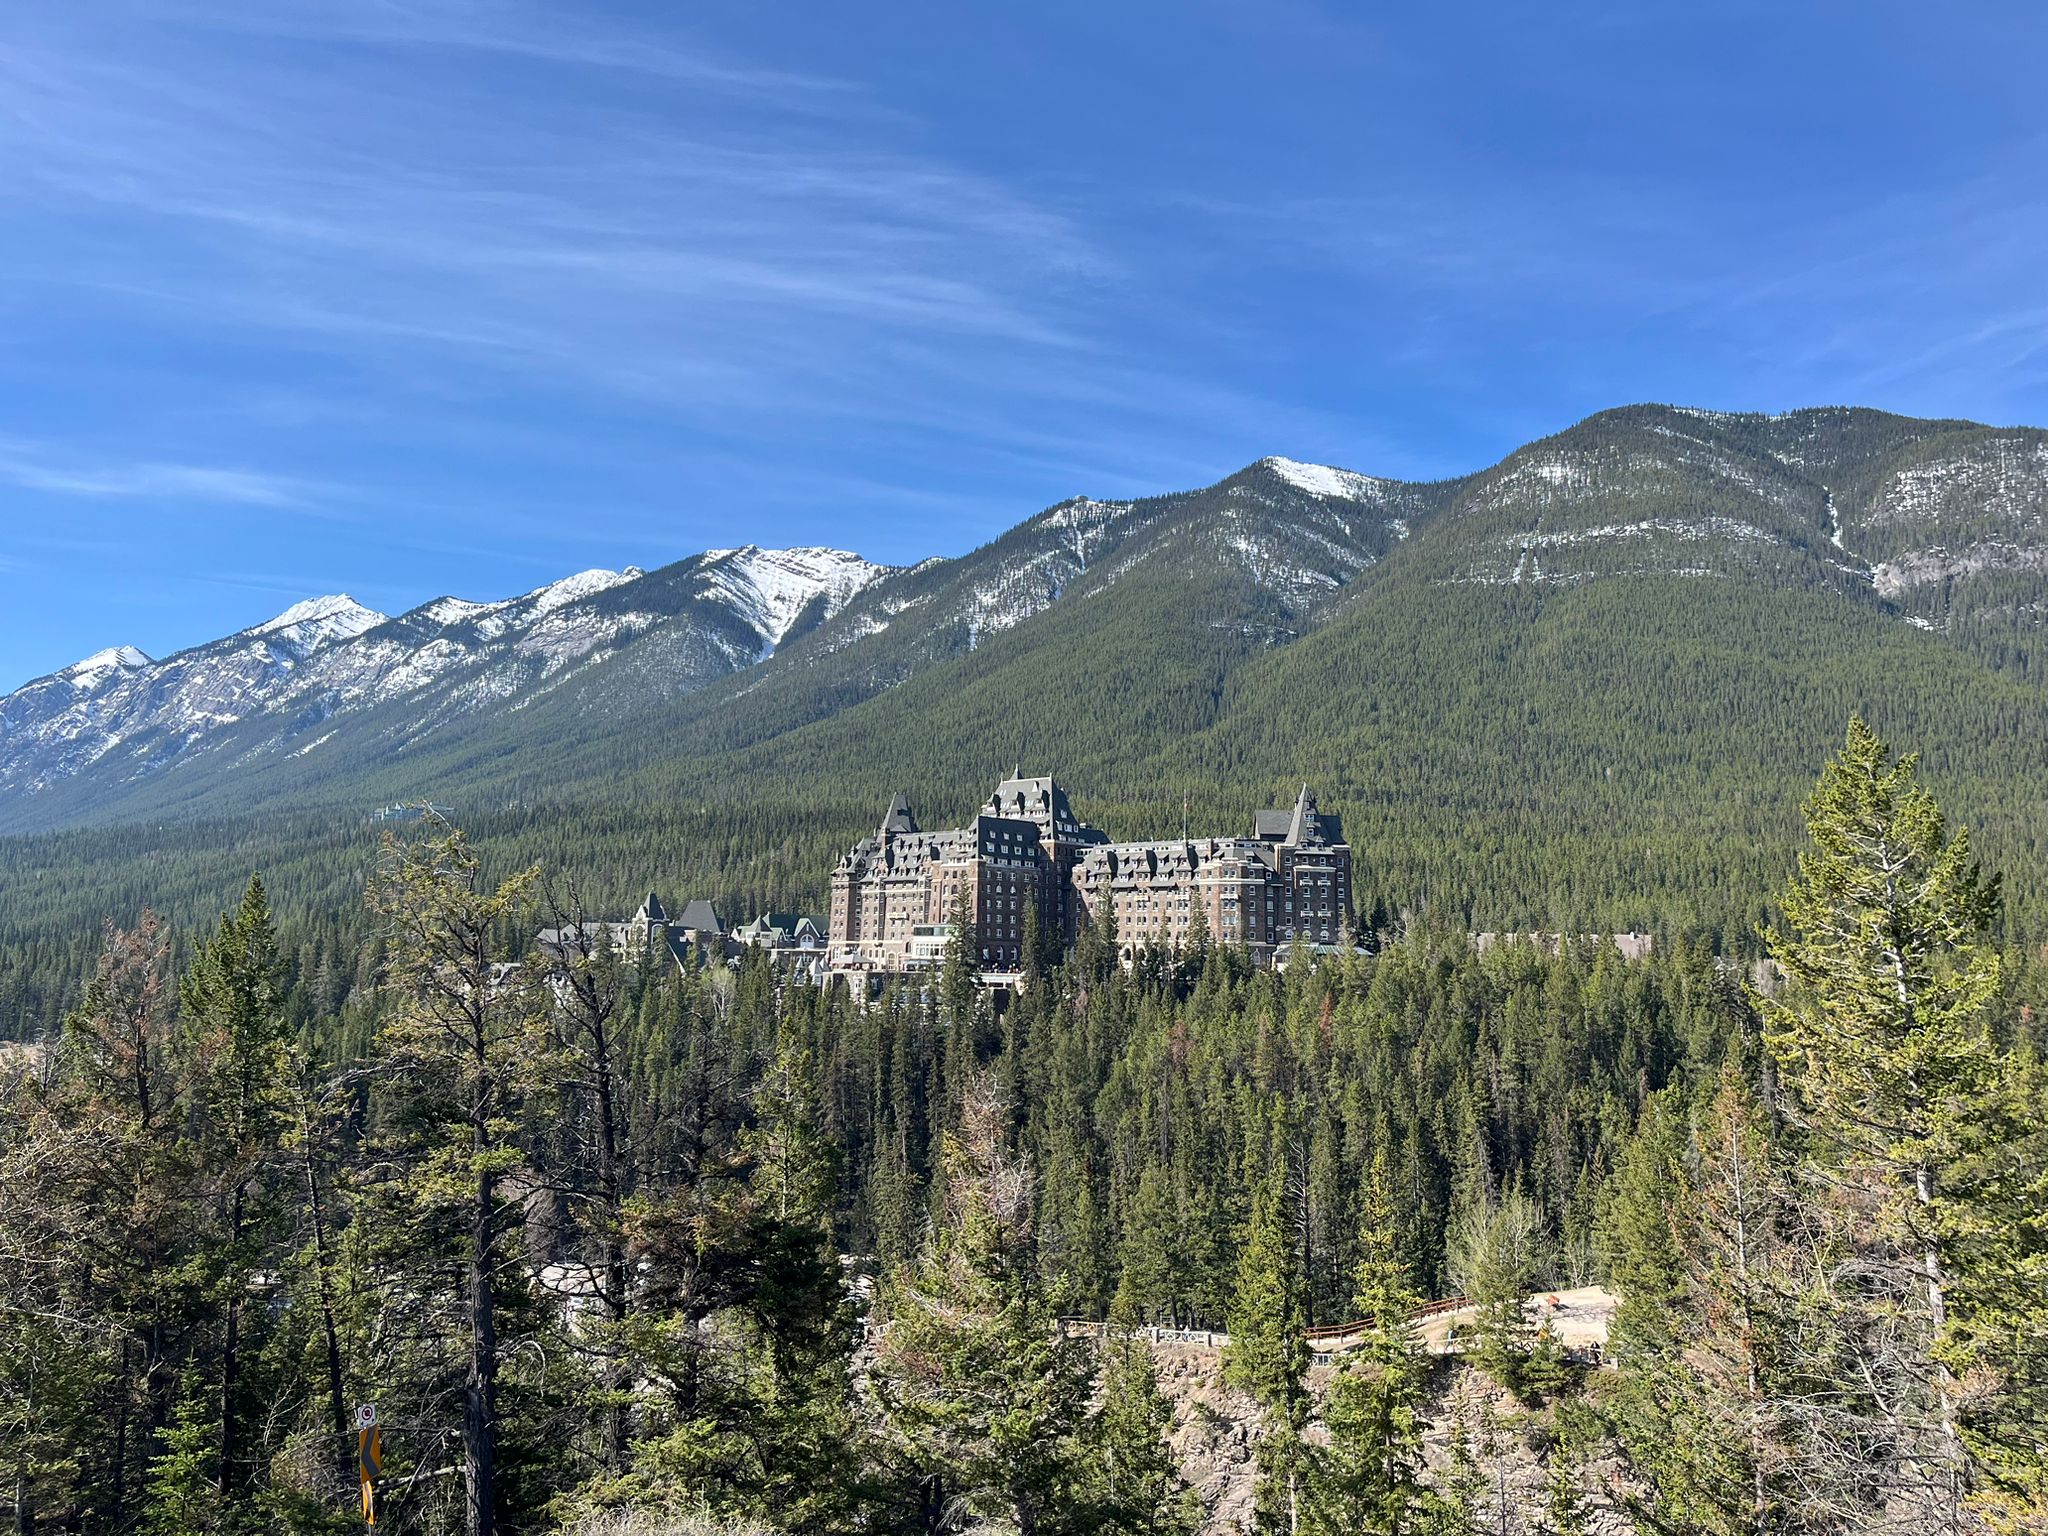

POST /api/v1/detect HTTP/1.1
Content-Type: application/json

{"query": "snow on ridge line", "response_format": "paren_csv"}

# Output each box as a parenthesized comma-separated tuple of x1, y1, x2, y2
(519, 566, 645, 617)
(1260, 456, 1387, 500)
(250, 594, 387, 638)
(63, 645, 153, 680)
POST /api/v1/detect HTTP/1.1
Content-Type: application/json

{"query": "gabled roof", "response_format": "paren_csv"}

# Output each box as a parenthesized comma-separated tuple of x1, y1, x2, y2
(634, 891, 667, 923)
(879, 792, 919, 835)
(736, 912, 825, 941)
(675, 899, 723, 935)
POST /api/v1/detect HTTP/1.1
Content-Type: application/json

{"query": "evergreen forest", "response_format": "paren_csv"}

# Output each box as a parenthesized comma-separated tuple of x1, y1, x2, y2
(1, 721, 2044, 1535)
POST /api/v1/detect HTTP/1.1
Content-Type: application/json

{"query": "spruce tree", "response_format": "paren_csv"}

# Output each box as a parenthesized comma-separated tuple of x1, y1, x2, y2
(178, 875, 289, 1512)
(1759, 718, 2038, 1523)
(1113, 1160, 1182, 1325)
(1313, 1147, 1428, 1535)
(141, 1374, 216, 1536)
(368, 822, 547, 1536)
(738, 1042, 861, 1529)
(876, 1074, 1094, 1535)
(1542, 1401, 1595, 1536)
(1089, 1303, 1199, 1536)
(939, 885, 981, 1031)
(1226, 1169, 1309, 1534)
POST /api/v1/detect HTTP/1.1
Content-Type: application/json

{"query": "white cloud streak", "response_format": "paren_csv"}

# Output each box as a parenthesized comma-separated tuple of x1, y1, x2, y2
(0, 4, 1114, 444)
(0, 442, 311, 506)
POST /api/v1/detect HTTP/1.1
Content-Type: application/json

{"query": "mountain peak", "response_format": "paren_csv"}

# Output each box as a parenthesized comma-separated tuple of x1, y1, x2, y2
(1257, 456, 1388, 501)
(251, 594, 386, 639)
(60, 645, 153, 688)
(698, 546, 887, 654)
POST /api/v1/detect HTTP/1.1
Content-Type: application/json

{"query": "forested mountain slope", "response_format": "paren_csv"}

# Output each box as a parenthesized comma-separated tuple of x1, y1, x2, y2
(4, 404, 2047, 987)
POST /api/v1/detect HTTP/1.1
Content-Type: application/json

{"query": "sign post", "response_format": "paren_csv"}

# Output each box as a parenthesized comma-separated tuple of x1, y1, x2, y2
(355, 1404, 381, 1527)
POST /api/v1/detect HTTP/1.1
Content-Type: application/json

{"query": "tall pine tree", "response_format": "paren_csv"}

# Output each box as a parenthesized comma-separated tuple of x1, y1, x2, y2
(1759, 719, 2041, 1526)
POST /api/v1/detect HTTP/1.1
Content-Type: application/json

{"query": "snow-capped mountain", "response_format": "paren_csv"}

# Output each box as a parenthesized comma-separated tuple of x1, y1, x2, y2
(6, 408, 2047, 838)
(780, 453, 1423, 672)
(0, 547, 889, 801)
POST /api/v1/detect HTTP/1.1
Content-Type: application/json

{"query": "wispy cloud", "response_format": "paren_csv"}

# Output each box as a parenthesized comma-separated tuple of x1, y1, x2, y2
(0, 5, 1108, 444)
(161, 0, 865, 107)
(0, 441, 312, 506)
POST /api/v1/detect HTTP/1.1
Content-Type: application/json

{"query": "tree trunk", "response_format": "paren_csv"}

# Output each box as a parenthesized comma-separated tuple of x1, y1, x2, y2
(218, 1183, 244, 1496)
(299, 1121, 350, 1481)
(592, 1024, 629, 1473)
(108, 1339, 130, 1530)
(1915, 1161, 1966, 1518)
(465, 1159, 499, 1536)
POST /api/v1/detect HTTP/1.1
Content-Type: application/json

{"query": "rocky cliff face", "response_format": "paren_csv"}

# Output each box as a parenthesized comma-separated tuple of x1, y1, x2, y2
(1145, 1344, 1635, 1535)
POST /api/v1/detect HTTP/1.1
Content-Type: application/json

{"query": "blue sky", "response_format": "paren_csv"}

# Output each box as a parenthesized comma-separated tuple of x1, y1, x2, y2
(3, 1, 2047, 688)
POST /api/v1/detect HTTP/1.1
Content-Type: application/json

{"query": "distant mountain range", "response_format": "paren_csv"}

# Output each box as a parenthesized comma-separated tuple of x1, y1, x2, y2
(5, 404, 2047, 935)
(1, 546, 885, 807)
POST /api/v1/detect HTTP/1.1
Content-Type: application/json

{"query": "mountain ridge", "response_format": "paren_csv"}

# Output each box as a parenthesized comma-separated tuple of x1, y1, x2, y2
(0, 546, 890, 808)
(5, 402, 2047, 944)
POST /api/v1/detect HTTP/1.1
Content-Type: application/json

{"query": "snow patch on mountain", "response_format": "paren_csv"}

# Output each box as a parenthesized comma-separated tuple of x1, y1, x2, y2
(698, 547, 886, 656)
(526, 567, 643, 617)
(1508, 516, 1779, 551)
(1865, 440, 2048, 530)
(1261, 457, 1388, 501)
(61, 646, 153, 688)
(1872, 543, 2048, 598)
(248, 595, 387, 652)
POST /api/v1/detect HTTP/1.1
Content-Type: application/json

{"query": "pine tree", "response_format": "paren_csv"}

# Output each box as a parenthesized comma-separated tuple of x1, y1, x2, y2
(368, 821, 547, 1536)
(50, 913, 199, 1533)
(1227, 1169, 1309, 1534)
(0, 1099, 111, 1536)
(1759, 718, 2038, 1523)
(178, 875, 289, 1512)
(876, 1074, 1094, 1535)
(1447, 1187, 1544, 1397)
(1313, 1147, 1428, 1535)
(533, 878, 636, 1473)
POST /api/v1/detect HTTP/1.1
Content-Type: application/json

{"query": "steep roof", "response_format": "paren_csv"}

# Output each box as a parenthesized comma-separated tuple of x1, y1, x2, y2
(879, 792, 919, 835)
(634, 891, 667, 923)
(676, 899, 723, 935)
(1254, 785, 1343, 845)
(985, 771, 1105, 843)
(1287, 784, 1318, 845)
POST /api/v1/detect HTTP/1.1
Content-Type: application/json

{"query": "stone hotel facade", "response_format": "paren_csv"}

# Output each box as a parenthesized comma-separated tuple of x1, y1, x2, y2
(828, 773, 1351, 975)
